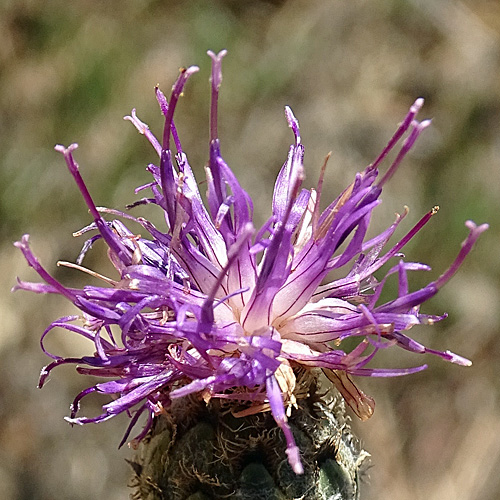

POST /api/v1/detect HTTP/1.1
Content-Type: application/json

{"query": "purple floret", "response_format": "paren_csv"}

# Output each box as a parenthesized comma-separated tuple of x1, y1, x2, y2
(14, 50, 487, 475)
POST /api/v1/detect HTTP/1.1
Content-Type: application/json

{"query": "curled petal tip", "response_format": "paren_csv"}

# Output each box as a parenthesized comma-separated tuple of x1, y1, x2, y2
(123, 108, 137, 121)
(207, 49, 228, 60)
(412, 97, 425, 111)
(124, 109, 150, 136)
(286, 446, 304, 474)
(64, 416, 83, 426)
(13, 234, 29, 248)
(447, 351, 472, 366)
(185, 65, 200, 76)
(284, 106, 300, 142)
(419, 118, 432, 129)
(55, 143, 78, 154)
(466, 220, 489, 234)
(284, 106, 297, 126)
(463, 220, 489, 247)
(208, 50, 227, 92)
(435, 219, 487, 289)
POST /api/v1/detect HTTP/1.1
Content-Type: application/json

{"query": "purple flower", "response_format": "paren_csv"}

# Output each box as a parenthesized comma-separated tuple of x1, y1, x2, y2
(14, 50, 487, 474)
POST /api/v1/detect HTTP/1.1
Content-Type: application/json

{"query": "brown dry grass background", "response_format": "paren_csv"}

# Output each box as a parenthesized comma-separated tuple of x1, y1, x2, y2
(1, 1, 499, 498)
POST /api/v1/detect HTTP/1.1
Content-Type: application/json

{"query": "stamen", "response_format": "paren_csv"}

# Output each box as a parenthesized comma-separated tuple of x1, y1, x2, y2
(57, 261, 118, 286)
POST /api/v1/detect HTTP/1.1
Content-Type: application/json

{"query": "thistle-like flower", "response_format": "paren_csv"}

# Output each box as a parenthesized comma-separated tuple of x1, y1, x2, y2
(14, 50, 487, 478)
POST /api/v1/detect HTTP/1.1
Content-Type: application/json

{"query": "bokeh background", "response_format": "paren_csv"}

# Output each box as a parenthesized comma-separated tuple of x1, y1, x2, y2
(1, 0, 499, 498)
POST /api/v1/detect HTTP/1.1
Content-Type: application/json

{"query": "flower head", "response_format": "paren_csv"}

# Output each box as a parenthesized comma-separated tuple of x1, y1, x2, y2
(14, 50, 487, 474)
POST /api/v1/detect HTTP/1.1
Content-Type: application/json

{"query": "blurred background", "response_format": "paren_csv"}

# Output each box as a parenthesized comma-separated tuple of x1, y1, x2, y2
(1, 0, 499, 498)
